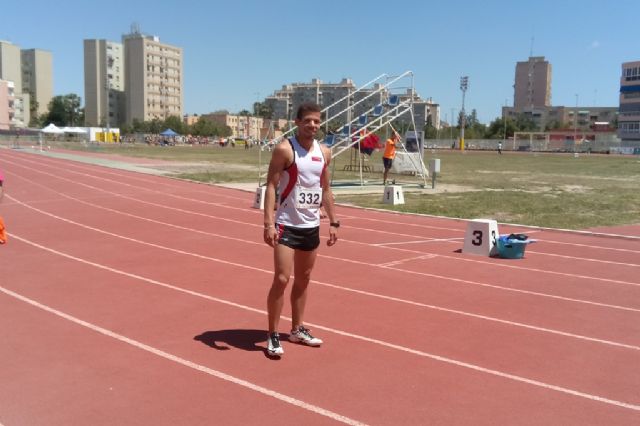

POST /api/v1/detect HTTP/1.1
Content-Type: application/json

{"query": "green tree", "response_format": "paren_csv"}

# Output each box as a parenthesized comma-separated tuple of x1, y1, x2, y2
(148, 118, 163, 134)
(43, 94, 82, 126)
(163, 115, 186, 134)
(253, 102, 273, 119)
(513, 113, 537, 132)
(28, 96, 39, 120)
(190, 117, 232, 137)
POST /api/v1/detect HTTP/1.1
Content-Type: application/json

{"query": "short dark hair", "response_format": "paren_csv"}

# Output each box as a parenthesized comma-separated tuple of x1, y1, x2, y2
(296, 102, 322, 120)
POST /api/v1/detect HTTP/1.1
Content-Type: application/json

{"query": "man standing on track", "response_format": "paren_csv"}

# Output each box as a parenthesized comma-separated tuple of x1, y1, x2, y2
(262, 103, 339, 357)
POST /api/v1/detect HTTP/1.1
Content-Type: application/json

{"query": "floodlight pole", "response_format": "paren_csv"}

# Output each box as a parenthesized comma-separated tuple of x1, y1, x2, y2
(459, 76, 468, 151)
(573, 94, 578, 153)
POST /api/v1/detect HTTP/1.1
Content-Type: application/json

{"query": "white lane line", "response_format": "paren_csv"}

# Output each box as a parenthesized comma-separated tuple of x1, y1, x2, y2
(2, 153, 257, 214)
(6, 161, 640, 291)
(11, 224, 640, 349)
(4, 237, 640, 413)
(9, 190, 640, 317)
(342, 237, 640, 288)
(373, 238, 464, 246)
(0, 285, 365, 426)
(525, 249, 640, 268)
(380, 254, 438, 267)
(7, 189, 640, 348)
(5, 152, 640, 250)
(6, 154, 637, 270)
(541, 239, 640, 254)
(8, 148, 252, 203)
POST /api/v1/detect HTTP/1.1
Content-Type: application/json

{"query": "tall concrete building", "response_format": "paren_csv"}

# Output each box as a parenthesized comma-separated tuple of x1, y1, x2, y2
(0, 41, 22, 93)
(84, 39, 125, 127)
(123, 31, 183, 124)
(618, 60, 640, 144)
(0, 40, 29, 127)
(514, 56, 552, 110)
(21, 48, 53, 116)
(0, 80, 14, 130)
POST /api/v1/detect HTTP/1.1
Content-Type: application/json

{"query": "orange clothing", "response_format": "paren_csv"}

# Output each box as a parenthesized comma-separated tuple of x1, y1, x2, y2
(383, 138, 397, 159)
(0, 216, 6, 244)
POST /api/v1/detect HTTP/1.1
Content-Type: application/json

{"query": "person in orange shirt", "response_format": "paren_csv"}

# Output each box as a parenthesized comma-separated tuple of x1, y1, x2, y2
(382, 132, 400, 185)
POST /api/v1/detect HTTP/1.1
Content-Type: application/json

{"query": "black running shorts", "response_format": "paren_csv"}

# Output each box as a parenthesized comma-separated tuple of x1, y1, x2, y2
(276, 224, 320, 251)
(383, 157, 393, 170)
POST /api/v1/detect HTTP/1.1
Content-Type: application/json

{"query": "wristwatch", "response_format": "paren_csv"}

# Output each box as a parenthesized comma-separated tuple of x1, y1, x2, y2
(330, 221, 340, 228)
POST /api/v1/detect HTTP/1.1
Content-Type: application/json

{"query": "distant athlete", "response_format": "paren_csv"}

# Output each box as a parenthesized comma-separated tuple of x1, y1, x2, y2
(262, 103, 339, 357)
(382, 132, 400, 185)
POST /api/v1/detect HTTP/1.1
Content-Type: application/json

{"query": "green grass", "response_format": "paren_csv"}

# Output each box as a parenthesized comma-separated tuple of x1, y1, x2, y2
(20, 140, 640, 230)
(344, 151, 640, 229)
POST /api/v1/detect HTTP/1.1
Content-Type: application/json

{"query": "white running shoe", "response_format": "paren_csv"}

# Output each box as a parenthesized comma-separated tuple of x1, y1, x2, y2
(267, 332, 284, 356)
(289, 326, 323, 346)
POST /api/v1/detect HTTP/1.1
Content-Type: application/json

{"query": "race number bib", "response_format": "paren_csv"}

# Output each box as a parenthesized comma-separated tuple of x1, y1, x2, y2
(294, 186, 322, 209)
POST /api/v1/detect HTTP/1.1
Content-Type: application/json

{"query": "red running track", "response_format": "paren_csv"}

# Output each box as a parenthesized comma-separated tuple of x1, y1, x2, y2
(0, 148, 639, 425)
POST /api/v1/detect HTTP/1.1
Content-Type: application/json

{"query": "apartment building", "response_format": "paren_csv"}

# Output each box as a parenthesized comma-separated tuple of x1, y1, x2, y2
(21, 48, 53, 116)
(123, 31, 183, 124)
(514, 56, 552, 110)
(503, 105, 617, 132)
(0, 80, 13, 130)
(0, 40, 29, 127)
(264, 78, 436, 130)
(202, 112, 264, 139)
(84, 39, 125, 127)
(618, 60, 640, 143)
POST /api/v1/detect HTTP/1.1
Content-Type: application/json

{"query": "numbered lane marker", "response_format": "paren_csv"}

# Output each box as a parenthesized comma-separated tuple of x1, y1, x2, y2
(383, 185, 405, 205)
(462, 219, 499, 256)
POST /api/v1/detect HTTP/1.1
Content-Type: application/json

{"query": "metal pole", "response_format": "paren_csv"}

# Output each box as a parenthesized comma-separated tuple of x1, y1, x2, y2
(459, 76, 469, 151)
(573, 94, 578, 152)
(450, 108, 454, 144)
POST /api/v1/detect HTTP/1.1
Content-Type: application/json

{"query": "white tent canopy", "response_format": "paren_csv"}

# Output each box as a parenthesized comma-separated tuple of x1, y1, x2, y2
(62, 126, 88, 134)
(41, 123, 64, 134)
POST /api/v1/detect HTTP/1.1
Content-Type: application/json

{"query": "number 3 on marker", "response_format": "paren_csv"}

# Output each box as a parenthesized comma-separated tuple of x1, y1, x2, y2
(472, 230, 483, 246)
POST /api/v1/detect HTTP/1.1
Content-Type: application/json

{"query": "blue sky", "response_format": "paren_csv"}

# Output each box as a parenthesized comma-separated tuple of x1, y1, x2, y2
(2, 0, 639, 123)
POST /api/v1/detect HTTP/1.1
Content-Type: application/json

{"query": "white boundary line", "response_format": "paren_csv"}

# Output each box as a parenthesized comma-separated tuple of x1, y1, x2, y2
(5, 159, 640, 289)
(6, 153, 639, 257)
(7, 189, 640, 318)
(7, 205, 640, 350)
(7, 149, 640, 242)
(3, 237, 640, 413)
(0, 285, 365, 426)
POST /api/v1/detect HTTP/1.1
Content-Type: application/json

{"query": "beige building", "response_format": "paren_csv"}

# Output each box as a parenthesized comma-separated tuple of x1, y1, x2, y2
(0, 80, 13, 130)
(202, 112, 264, 139)
(503, 105, 617, 132)
(0, 41, 22, 93)
(84, 39, 125, 127)
(264, 78, 437, 130)
(123, 31, 183, 124)
(618, 60, 640, 143)
(183, 114, 200, 126)
(514, 56, 552, 110)
(0, 40, 29, 127)
(21, 48, 53, 116)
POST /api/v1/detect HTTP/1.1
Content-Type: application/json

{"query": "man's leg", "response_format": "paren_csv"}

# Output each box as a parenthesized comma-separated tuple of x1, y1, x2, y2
(290, 248, 318, 329)
(267, 244, 294, 333)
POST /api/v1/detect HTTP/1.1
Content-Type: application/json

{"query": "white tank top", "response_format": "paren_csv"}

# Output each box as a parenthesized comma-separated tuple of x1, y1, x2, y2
(275, 137, 327, 228)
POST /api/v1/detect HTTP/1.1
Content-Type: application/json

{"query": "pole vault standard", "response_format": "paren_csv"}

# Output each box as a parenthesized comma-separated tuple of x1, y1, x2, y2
(256, 71, 429, 188)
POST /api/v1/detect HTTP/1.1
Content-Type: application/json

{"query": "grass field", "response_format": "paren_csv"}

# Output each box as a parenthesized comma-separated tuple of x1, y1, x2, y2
(4, 139, 639, 230)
